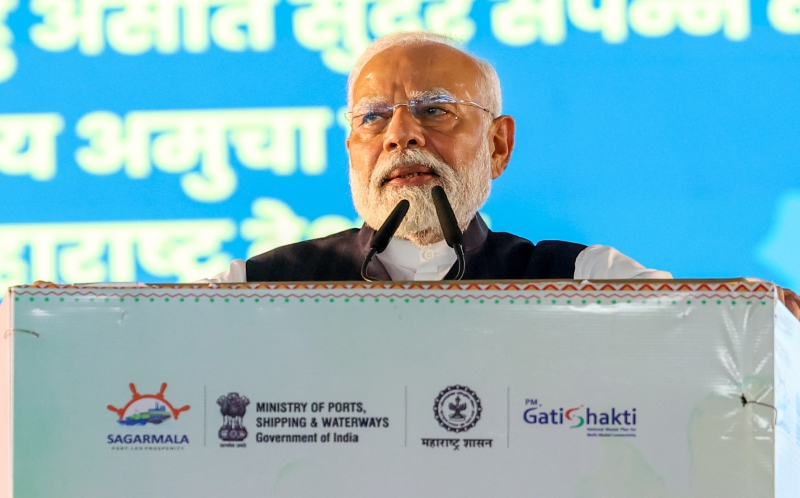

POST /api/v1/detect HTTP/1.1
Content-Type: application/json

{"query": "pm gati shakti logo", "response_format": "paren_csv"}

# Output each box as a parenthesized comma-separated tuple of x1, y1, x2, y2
(107, 383, 191, 450)
(523, 398, 638, 438)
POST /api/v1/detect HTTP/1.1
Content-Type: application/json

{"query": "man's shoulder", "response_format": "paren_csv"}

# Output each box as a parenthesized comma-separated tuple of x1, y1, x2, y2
(246, 228, 364, 281)
(471, 230, 587, 280)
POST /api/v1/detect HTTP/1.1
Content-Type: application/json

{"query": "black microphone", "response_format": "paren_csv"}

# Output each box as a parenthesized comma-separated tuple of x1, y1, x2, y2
(361, 200, 410, 282)
(430, 186, 466, 280)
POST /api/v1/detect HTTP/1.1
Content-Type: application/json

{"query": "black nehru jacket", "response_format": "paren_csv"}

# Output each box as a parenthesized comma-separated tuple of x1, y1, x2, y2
(246, 215, 586, 282)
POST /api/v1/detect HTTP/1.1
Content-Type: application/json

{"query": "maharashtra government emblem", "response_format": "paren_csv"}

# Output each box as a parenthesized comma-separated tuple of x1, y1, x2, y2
(434, 385, 482, 433)
(217, 392, 250, 442)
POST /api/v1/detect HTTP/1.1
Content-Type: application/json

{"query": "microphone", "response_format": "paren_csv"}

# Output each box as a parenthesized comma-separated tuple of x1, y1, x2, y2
(361, 200, 410, 282)
(431, 186, 466, 280)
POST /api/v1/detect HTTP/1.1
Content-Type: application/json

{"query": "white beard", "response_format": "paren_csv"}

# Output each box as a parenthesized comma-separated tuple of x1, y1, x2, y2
(350, 143, 493, 246)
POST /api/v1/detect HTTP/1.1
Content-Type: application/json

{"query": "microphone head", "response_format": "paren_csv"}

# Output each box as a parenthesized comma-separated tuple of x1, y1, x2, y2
(431, 186, 463, 247)
(369, 199, 410, 253)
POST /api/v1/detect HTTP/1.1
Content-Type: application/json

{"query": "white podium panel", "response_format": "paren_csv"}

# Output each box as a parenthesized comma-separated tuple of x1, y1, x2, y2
(1, 280, 799, 497)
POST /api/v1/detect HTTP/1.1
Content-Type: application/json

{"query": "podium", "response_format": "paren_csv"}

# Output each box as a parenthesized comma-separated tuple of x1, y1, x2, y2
(1, 280, 799, 497)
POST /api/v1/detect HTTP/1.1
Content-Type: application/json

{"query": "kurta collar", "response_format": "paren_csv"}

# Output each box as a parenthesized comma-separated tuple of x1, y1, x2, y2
(355, 214, 489, 281)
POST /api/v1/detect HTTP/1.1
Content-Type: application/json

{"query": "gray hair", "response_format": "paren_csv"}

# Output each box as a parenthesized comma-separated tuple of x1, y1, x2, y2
(347, 31, 503, 117)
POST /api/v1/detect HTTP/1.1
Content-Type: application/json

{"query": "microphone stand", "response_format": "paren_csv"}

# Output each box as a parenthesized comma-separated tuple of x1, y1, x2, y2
(452, 242, 466, 281)
(361, 200, 410, 282)
(431, 186, 466, 281)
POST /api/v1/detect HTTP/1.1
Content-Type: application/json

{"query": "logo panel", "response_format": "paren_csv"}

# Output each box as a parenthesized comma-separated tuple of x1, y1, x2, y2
(434, 385, 482, 433)
(107, 383, 191, 448)
(218, 392, 250, 443)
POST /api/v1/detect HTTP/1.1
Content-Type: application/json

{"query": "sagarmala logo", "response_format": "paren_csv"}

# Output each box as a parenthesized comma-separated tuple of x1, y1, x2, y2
(434, 385, 482, 433)
(108, 383, 190, 426)
(107, 383, 191, 446)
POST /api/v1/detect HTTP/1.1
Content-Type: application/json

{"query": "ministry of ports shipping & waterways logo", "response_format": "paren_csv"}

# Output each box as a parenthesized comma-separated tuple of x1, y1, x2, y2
(107, 383, 191, 447)
(434, 385, 482, 433)
(218, 392, 250, 443)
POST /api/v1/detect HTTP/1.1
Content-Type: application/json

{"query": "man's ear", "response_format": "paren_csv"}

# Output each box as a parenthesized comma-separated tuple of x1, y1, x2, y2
(489, 115, 515, 179)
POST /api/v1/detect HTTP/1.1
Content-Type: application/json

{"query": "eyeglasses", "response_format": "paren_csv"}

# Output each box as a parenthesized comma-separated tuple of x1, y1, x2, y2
(346, 94, 495, 135)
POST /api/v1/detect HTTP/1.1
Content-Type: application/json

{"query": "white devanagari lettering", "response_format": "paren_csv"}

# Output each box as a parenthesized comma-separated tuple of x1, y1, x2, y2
(0, 220, 236, 296)
(29, 0, 279, 55)
(30, 0, 103, 54)
(423, 0, 476, 42)
(369, 0, 425, 37)
(135, 221, 236, 280)
(290, 0, 476, 74)
(0, 114, 65, 181)
(567, 0, 628, 43)
(768, 0, 800, 34)
(105, 0, 182, 55)
(75, 107, 334, 203)
(210, 0, 279, 51)
(0, 0, 17, 82)
(629, 0, 750, 40)
(289, 0, 373, 73)
(241, 198, 311, 258)
(678, 0, 749, 39)
(229, 107, 333, 176)
(241, 197, 360, 257)
(627, 0, 675, 37)
(491, 0, 568, 46)
(491, 0, 751, 44)
(0, 228, 29, 296)
(0, 204, 358, 295)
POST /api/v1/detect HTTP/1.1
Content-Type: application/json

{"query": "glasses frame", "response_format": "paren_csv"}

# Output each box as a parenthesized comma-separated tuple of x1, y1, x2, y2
(346, 95, 496, 132)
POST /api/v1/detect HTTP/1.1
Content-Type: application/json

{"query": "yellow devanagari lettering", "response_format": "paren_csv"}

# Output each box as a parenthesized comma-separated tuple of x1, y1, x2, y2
(0, 114, 65, 181)
(491, 0, 567, 46)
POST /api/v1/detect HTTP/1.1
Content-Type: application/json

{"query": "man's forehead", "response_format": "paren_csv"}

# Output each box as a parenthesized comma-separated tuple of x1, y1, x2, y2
(351, 44, 483, 104)
(353, 88, 456, 107)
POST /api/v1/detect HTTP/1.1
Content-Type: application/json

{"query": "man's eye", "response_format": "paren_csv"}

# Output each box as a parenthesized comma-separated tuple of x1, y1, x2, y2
(360, 111, 387, 125)
(418, 105, 449, 117)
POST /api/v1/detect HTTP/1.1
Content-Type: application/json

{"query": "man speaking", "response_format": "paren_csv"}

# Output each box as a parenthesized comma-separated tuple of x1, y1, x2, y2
(203, 29, 798, 318)
(207, 31, 669, 283)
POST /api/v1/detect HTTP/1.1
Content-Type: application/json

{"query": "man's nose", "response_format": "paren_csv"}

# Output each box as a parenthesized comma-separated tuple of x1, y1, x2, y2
(382, 105, 426, 152)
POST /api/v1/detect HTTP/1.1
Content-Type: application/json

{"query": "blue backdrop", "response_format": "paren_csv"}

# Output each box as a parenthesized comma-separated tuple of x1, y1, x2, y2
(1, 0, 798, 293)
